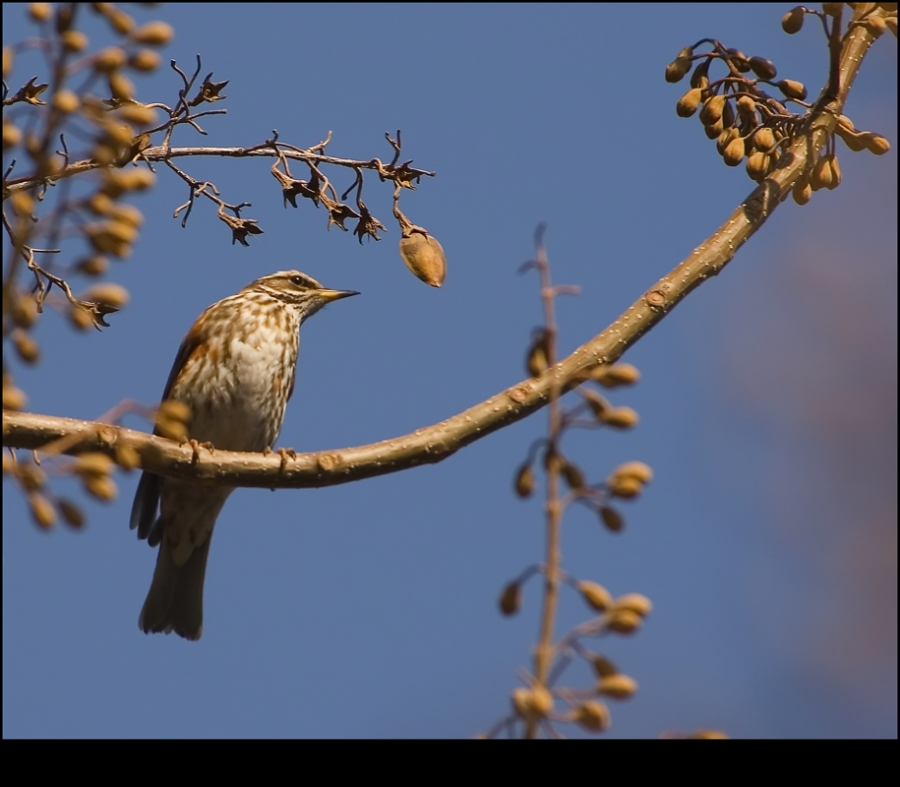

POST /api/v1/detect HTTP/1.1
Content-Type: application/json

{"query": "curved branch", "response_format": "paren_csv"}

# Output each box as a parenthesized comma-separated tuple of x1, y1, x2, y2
(2, 14, 881, 488)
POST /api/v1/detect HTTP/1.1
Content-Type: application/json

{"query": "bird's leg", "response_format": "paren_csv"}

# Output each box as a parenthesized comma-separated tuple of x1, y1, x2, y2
(184, 438, 215, 465)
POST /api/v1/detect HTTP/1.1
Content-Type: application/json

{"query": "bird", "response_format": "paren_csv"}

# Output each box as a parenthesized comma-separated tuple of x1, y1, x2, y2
(129, 270, 358, 640)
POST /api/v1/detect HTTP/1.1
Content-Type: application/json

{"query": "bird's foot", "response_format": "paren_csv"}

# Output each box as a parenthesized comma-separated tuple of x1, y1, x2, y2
(185, 438, 215, 465)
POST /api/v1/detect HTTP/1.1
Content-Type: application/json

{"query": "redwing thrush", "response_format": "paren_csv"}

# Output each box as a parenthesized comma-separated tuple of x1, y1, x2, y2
(130, 270, 357, 640)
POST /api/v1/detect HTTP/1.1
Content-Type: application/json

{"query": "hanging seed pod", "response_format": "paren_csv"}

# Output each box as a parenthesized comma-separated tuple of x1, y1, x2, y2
(776, 79, 807, 101)
(615, 593, 653, 617)
(665, 56, 692, 83)
(792, 180, 812, 206)
(594, 363, 640, 388)
(676, 88, 703, 118)
(690, 58, 711, 89)
(599, 406, 639, 429)
(591, 655, 618, 678)
(704, 116, 725, 140)
(827, 154, 841, 190)
(29, 493, 56, 529)
(578, 581, 613, 612)
(58, 499, 85, 528)
(736, 95, 756, 117)
(597, 674, 638, 700)
(782, 6, 805, 34)
(85, 474, 117, 501)
(525, 329, 550, 377)
(398, 229, 446, 287)
(721, 97, 735, 131)
(514, 462, 535, 498)
(810, 155, 833, 191)
(74, 452, 114, 478)
(726, 49, 751, 72)
(749, 56, 777, 81)
(753, 127, 776, 152)
(723, 136, 746, 166)
(860, 133, 890, 155)
(600, 506, 624, 532)
(511, 685, 553, 718)
(499, 581, 522, 616)
(607, 608, 642, 634)
(574, 701, 610, 732)
(561, 461, 586, 491)
(12, 329, 40, 364)
(717, 126, 740, 156)
(746, 151, 770, 181)
(699, 94, 726, 127)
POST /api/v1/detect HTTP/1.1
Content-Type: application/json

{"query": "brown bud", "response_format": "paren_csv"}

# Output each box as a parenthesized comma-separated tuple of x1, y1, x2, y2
(52, 89, 80, 114)
(115, 441, 141, 471)
(792, 179, 812, 205)
(94, 46, 127, 73)
(723, 136, 746, 167)
(514, 463, 535, 498)
(827, 154, 841, 190)
(132, 21, 174, 46)
(3, 381, 28, 410)
(58, 499, 85, 528)
(865, 14, 887, 37)
(597, 674, 638, 700)
(561, 461, 586, 491)
(29, 494, 56, 529)
(599, 406, 639, 429)
(860, 133, 890, 155)
(665, 56, 692, 83)
(61, 30, 89, 52)
(499, 581, 522, 616)
(75, 452, 114, 478)
(810, 154, 833, 191)
(782, 6, 805, 34)
(615, 593, 653, 618)
(12, 329, 40, 364)
(28, 3, 52, 22)
(591, 655, 618, 678)
(753, 127, 776, 152)
(595, 363, 640, 388)
(108, 72, 135, 102)
(85, 474, 118, 501)
(607, 608, 642, 634)
(18, 464, 46, 492)
(398, 231, 446, 287)
(116, 103, 158, 126)
(600, 506, 624, 532)
(3, 120, 21, 149)
(726, 48, 751, 72)
(746, 151, 770, 181)
(716, 127, 740, 157)
(84, 282, 129, 309)
(77, 256, 109, 276)
(129, 50, 161, 72)
(736, 95, 756, 117)
(704, 116, 725, 140)
(607, 475, 643, 499)
(573, 701, 610, 732)
(748, 56, 777, 81)
(676, 88, 703, 118)
(526, 329, 550, 377)
(699, 94, 726, 127)
(578, 580, 613, 612)
(11, 293, 38, 328)
(68, 304, 95, 331)
(776, 79, 807, 101)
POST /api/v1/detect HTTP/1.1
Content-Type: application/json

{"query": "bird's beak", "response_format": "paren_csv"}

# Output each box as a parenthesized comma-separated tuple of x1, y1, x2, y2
(317, 288, 359, 302)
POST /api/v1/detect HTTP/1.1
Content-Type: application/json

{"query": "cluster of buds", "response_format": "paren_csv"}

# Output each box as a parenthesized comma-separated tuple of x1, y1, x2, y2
(3, 450, 87, 530)
(667, 6, 892, 201)
(501, 578, 651, 734)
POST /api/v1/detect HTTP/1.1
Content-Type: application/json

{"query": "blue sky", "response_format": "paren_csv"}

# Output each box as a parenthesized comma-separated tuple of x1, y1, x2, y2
(3, 3, 896, 738)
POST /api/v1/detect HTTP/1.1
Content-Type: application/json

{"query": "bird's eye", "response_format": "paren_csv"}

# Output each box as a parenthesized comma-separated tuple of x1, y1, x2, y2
(290, 275, 304, 286)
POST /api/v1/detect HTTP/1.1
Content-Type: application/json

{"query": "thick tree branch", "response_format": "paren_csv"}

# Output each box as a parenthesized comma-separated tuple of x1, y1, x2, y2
(2, 11, 880, 488)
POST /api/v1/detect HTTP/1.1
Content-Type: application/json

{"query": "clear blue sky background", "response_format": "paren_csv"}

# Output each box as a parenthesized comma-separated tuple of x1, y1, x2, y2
(3, 4, 896, 738)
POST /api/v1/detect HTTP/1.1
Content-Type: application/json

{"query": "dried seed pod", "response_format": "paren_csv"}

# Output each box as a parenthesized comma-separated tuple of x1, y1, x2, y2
(398, 230, 446, 287)
(28, 3, 52, 22)
(615, 593, 653, 618)
(676, 88, 703, 118)
(599, 406, 639, 429)
(699, 94, 726, 127)
(597, 674, 638, 700)
(860, 133, 890, 155)
(792, 180, 812, 205)
(591, 655, 618, 678)
(68, 304, 95, 331)
(782, 6, 805, 34)
(607, 608, 642, 634)
(600, 506, 624, 533)
(514, 462, 535, 498)
(58, 499, 85, 528)
(865, 14, 887, 37)
(512, 686, 553, 719)
(721, 97, 735, 130)
(18, 463, 46, 492)
(29, 493, 56, 529)
(753, 127, 776, 152)
(12, 329, 40, 364)
(746, 151, 770, 181)
(723, 136, 746, 166)
(736, 95, 756, 117)
(11, 293, 38, 328)
(776, 79, 807, 101)
(607, 474, 643, 499)
(726, 48, 751, 72)
(3, 120, 21, 149)
(665, 56, 692, 83)
(2, 381, 28, 410)
(704, 115, 725, 140)
(108, 72, 135, 102)
(115, 441, 141, 471)
(573, 701, 610, 732)
(810, 154, 833, 191)
(716, 126, 740, 157)
(132, 21, 175, 46)
(85, 474, 117, 501)
(156, 399, 191, 440)
(107, 8, 135, 34)
(690, 58, 711, 89)
(749, 56, 777, 81)
(611, 461, 653, 484)
(129, 49, 161, 72)
(578, 580, 613, 612)
(499, 581, 522, 616)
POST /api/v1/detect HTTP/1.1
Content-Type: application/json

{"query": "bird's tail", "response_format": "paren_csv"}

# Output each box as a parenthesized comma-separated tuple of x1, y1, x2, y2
(139, 534, 212, 641)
